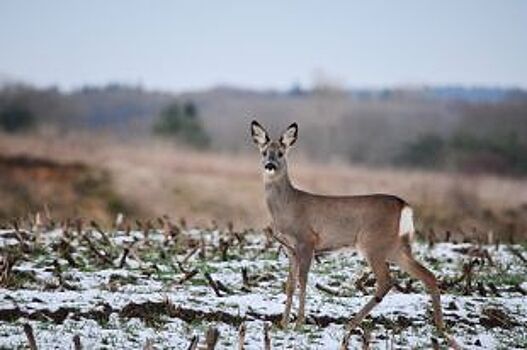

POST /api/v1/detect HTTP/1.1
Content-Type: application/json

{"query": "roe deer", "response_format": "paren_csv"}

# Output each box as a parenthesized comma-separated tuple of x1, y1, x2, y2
(250, 120, 459, 348)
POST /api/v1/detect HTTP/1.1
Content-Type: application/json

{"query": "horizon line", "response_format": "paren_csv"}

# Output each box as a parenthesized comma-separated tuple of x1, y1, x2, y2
(1, 77, 526, 95)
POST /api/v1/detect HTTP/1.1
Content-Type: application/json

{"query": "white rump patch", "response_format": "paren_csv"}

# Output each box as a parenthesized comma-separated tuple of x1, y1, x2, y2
(399, 206, 415, 240)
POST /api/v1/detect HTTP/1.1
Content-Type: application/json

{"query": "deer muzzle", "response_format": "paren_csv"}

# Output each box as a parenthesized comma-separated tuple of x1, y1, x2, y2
(264, 162, 277, 173)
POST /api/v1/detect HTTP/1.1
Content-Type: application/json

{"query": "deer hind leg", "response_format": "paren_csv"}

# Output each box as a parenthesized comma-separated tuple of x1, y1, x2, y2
(394, 250, 445, 331)
(341, 255, 393, 349)
(347, 255, 393, 331)
(281, 252, 298, 328)
(295, 243, 314, 328)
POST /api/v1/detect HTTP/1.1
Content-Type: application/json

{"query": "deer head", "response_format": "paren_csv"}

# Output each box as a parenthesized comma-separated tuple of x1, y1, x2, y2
(250, 120, 298, 179)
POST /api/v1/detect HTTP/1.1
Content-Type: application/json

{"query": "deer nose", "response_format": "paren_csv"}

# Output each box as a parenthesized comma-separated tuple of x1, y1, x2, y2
(264, 163, 277, 171)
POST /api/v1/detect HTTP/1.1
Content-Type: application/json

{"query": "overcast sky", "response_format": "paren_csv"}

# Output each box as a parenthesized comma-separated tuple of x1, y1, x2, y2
(1, 1, 526, 91)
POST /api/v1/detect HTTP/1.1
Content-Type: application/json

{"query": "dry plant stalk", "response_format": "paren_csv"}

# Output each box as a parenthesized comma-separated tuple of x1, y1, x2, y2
(508, 246, 527, 265)
(431, 337, 440, 350)
(215, 279, 233, 295)
(205, 326, 219, 350)
(204, 272, 222, 297)
(90, 220, 113, 247)
(219, 238, 230, 261)
(361, 326, 371, 350)
(73, 334, 82, 350)
(23, 323, 38, 350)
(488, 282, 501, 297)
(178, 269, 199, 284)
(238, 323, 246, 350)
(340, 332, 351, 350)
(182, 247, 199, 265)
(241, 267, 253, 288)
(186, 335, 199, 350)
(199, 234, 207, 260)
(81, 233, 113, 265)
(143, 338, 154, 350)
(354, 271, 371, 295)
(263, 322, 271, 350)
(315, 283, 341, 297)
(119, 248, 130, 268)
(0, 254, 17, 287)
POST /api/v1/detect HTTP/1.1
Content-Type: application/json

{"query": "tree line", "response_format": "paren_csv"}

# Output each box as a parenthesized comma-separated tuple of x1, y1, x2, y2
(1, 83, 526, 176)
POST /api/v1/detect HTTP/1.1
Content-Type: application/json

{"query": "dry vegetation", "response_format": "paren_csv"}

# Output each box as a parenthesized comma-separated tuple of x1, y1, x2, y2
(0, 152, 132, 225)
(0, 221, 526, 348)
(1, 132, 527, 349)
(1, 132, 526, 241)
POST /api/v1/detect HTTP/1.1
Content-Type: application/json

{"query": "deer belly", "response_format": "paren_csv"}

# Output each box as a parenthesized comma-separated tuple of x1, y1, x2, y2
(311, 225, 357, 253)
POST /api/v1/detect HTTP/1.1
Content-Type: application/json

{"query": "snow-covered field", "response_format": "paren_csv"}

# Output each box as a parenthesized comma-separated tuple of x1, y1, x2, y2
(0, 225, 526, 349)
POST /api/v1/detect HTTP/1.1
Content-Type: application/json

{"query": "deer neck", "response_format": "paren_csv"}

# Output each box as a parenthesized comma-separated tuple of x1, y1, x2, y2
(264, 166, 297, 219)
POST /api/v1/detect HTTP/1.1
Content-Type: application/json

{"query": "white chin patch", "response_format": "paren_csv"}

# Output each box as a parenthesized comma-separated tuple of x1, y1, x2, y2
(265, 168, 276, 175)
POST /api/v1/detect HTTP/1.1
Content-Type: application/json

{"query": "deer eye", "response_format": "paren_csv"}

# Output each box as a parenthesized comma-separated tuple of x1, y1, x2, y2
(278, 151, 284, 158)
(262, 150, 268, 157)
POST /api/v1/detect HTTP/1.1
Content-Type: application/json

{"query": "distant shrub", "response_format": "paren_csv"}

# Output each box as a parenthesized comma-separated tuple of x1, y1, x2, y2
(449, 131, 527, 175)
(153, 101, 210, 149)
(397, 131, 527, 175)
(397, 133, 446, 168)
(0, 103, 36, 133)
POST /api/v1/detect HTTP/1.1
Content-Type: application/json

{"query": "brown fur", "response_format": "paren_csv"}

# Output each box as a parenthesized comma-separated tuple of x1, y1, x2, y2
(250, 120, 457, 348)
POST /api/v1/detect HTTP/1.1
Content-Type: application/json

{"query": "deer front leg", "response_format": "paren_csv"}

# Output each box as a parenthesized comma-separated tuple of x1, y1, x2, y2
(281, 252, 298, 328)
(295, 243, 314, 329)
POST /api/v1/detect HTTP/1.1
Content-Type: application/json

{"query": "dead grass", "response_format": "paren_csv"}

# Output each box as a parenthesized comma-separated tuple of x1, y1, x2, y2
(1, 132, 526, 240)
(0, 152, 133, 225)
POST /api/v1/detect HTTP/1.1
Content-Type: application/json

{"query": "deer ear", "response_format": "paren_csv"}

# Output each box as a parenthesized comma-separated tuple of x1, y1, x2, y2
(250, 120, 269, 147)
(280, 122, 298, 148)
